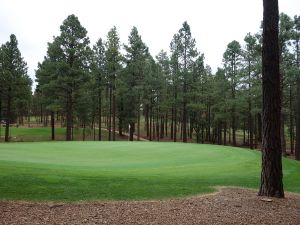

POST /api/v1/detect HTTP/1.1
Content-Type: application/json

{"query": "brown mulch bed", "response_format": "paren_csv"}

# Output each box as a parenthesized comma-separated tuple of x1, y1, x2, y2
(1, 188, 300, 225)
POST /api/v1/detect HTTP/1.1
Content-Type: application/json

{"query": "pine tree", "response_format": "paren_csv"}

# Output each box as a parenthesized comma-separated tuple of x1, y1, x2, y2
(38, 14, 91, 141)
(170, 34, 181, 142)
(293, 15, 300, 160)
(258, 0, 284, 198)
(243, 33, 261, 149)
(177, 21, 198, 143)
(223, 40, 242, 146)
(92, 38, 106, 141)
(105, 27, 121, 141)
(0, 34, 31, 142)
(123, 27, 148, 141)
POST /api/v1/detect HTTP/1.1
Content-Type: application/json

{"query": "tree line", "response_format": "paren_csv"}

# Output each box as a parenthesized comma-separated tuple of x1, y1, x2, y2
(0, 13, 299, 160)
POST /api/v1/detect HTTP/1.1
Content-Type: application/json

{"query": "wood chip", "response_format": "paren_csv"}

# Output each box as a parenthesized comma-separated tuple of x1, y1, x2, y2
(1, 188, 300, 225)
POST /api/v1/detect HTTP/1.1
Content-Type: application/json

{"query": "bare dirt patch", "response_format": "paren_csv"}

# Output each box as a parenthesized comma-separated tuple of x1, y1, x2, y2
(1, 188, 300, 225)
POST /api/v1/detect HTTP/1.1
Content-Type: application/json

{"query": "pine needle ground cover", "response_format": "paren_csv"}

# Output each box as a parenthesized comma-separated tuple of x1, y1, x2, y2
(0, 142, 299, 201)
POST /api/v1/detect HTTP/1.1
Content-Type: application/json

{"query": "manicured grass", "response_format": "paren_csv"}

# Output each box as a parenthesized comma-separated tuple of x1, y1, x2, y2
(0, 127, 116, 142)
(0, 142, 299, 201)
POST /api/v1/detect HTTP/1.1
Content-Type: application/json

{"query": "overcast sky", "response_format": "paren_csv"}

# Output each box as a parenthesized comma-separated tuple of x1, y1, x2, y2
(1, 0, 299, 88)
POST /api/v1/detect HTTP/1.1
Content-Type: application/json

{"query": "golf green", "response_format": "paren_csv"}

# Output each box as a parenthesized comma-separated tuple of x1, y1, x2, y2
(0, 142, 299, 201)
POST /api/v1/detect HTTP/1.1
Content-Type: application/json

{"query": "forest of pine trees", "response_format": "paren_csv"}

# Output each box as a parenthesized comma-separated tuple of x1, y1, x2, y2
(1, 13, 300, 160)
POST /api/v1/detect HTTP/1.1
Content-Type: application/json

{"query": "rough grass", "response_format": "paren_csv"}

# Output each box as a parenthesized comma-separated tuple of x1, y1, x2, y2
(0, 142, 299, 201)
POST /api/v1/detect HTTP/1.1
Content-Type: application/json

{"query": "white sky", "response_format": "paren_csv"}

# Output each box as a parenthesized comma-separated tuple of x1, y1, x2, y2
(1, 0, 300, 89)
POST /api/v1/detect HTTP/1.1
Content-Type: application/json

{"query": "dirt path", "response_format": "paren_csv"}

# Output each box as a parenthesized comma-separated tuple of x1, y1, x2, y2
(1, 188, 300, 225)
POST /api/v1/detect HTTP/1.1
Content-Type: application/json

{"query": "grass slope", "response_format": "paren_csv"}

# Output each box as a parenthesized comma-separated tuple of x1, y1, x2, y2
(0, 142, 299, 201)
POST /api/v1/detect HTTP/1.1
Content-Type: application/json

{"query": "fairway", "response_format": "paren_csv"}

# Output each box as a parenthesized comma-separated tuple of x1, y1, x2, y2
(0, 142, 299, 201)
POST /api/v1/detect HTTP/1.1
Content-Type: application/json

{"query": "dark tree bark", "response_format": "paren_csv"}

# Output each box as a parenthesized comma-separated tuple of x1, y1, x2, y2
(145, 104, 149, 137)
(254, 114, 258, 149)
(208, 104, 211, 142)
(289, 85, 294, 154)
(243, 120, 246, 146)
(112, 80, 116, 141)
(137, 107, 140, 141)
(223, 122, 227, 145)
(171, 107, 174, 139)
(258, 0, 284, 198)
(231, 91, 236, 146)
(51, 111, 55, 140)
(295, 30, 300, 160)
(182, 80, 187, 143)
(257, 113, 262, 142)
(40, 104, 43, 124)
(174, 104, 177, 142)
(82, 123, 86, 141)
(66, 93, 72, 141)
(156, 111, 160, 141)
(5, 86, 12, 142)
(248, 57, 254, 149)
(98, 87, 102, 141)
(0, 92, 2, 139)
(296, 81, 300, 160)
(108, 83, 112, 141)
(129, 122, 135, 141)
(165, 112, 168, 137)
(160, 116, 164, 138)
(149, 102, 152, 141)
(281, 113, 286, 156)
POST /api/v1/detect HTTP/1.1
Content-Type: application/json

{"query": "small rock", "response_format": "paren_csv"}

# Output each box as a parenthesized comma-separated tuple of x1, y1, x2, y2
(261, 198, 273, 202)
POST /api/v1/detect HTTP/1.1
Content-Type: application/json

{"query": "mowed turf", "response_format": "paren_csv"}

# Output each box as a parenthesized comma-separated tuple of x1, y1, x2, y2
(0, 142, 299, 201)
(0, 127, 113, 142)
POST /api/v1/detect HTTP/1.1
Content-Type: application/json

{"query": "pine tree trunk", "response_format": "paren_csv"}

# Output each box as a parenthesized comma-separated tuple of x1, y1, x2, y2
(208, 104, 211, 142)
(243, 120, 246, 146)
(254, 115, 258, 149)
(165, 112, 168, 137)
(145, 104, 149, 137)
(51, 111, 55, 140)
(0, 93, 2, 139)
(223, 122, 227, 145)
(66, 93, 72, 141)
(156, 111, 160, 141)
(249, 109, 253, 149)
(98, 88, 102, 141)
(160, 116, 164, 139)
(232, 109, 236, 146)
(289, 85, 294, 154)
(259, 0, 284, 197)
(152, 112, 156, 140)
(183, 81, 187, 143)
(281, 112, 286, 156)
(258, 113, 262, 142)
(137, 107, 140, 141)
(112, 83, 116, 141)
(296, 80, 300, 160)
(40, 104, 43, 125)
(149, 105, 152, 141)
(174, 106, 177, 142)
(5, 87, 12, 142)
(295, 33, 300, 160)
(108, 83, 112, 141)
(171, 107, 174, 139)
(229, 127, 231, 144)
(83, 123, 86, 141)
(129, 122, 134, 141)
